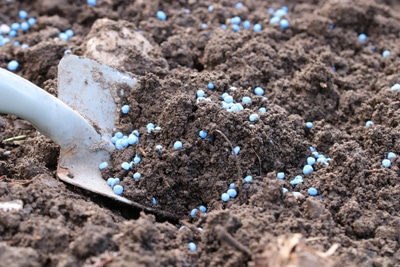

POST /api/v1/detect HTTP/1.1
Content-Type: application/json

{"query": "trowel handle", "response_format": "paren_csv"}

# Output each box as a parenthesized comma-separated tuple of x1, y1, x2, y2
(0, 67, 100, 149)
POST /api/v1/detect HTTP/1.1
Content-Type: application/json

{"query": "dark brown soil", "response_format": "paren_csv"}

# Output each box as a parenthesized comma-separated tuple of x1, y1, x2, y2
(1, 0, 400, 266)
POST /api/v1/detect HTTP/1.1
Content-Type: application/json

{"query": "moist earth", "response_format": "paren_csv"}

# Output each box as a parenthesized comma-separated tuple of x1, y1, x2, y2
(1, 0, 400, 266)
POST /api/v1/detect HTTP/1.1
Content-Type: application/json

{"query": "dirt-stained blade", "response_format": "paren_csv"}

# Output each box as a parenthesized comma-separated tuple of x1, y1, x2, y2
(57, 55, 138, 205)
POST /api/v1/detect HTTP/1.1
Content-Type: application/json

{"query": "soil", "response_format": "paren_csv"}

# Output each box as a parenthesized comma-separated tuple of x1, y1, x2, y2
(1, 0, 400, 266)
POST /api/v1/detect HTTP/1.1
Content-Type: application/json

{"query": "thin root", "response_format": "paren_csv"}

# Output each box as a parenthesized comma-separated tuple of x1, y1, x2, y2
(253, 148, 262, 177)
(214, 129, 243, 187)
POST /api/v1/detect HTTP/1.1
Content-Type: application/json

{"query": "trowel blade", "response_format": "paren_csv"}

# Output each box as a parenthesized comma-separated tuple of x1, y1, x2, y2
(56, 55, 137, 205)
(58, 55, 138, 139)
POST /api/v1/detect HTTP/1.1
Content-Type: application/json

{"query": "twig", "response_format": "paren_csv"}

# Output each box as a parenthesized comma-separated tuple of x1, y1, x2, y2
(217, 226, 251, 258)
(115, 198, 180, 221)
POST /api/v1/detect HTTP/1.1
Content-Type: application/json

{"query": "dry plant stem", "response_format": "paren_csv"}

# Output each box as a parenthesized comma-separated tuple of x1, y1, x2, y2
(12, 180, 34, 186)
(3, 135, 28, 143)
(324, 243, 340, 257)
(214, 129, 243, 187)
(138, 147, 147, 157)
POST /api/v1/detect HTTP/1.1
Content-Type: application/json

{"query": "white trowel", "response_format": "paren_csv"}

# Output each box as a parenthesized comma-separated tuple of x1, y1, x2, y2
(0, 55, 175, 218)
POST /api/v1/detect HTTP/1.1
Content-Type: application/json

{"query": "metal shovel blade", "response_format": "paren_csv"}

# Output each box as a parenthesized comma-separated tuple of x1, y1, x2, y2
(57, 55, 137, 205)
